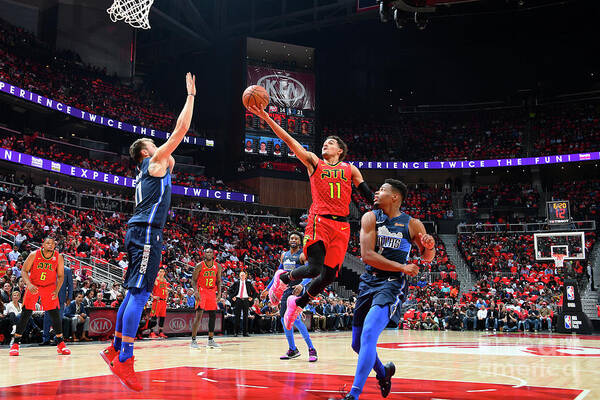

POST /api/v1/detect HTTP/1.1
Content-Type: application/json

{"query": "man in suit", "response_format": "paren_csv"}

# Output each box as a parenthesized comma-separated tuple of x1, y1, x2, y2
(65, 292, 91, 341)
(41, 264, 73, 345)
(228, 271, 257, 337)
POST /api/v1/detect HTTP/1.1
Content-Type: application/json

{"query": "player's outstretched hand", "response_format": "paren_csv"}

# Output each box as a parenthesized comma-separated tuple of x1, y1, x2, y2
(247, 105, 269, 120)
(418, 232, 435, 250)
(186, 72, 196, 96)
(403, 263, 419, 277)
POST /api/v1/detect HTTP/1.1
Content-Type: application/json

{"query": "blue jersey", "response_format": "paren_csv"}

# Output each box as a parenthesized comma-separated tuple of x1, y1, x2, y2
(128, 158, 172, 229)
(365, 209, 412, 279)
(281, 249, 303, 272)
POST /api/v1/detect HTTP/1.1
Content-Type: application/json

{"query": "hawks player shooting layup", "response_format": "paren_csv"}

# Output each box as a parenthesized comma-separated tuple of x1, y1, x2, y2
(247, 105, 373, 330)
(9, 237, 70, 356)
(149, 268, 169, 339)
(191, 247, 221, 348)
(99, 72, 196, 392)
(341, 180, 435, 400)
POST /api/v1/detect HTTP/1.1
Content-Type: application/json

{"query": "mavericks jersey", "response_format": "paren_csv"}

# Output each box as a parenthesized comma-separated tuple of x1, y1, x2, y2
(309, 159, 352, 217)
(29, 249, 59, 287)
(282, 249, 303, 286)
(365, 209, 412, 280)
(128, 157, 172, 229)
(197, 261, 219, 291)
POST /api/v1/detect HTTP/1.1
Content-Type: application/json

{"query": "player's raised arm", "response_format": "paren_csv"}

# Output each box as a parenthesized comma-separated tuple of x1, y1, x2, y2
(247, 105, 319, 174)
(360, 211, 418, 276)
(409, 218, 436, 263)
(151, 72, 196, 172)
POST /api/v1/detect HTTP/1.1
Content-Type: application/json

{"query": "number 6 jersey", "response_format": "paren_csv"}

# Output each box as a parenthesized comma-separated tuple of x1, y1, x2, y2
(29, 249, 59, 287)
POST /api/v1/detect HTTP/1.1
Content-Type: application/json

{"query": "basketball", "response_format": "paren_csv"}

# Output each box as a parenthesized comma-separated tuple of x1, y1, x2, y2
(242, 85, 269, 110)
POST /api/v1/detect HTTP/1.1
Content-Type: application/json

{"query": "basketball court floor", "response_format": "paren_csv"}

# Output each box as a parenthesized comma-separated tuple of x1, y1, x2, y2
(1, 330, 597, 399)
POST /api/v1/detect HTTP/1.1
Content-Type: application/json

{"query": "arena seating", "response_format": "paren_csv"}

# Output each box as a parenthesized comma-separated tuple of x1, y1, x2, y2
(0, 18, 175, 131)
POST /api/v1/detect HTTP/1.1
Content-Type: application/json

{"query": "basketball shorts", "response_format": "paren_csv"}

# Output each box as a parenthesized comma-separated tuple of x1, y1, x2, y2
(151, 299, 167, 318)
(23, 285, 59, 311)
(303, 214, 350, 269)
(196, 288, 217, 311)
(123, 224, 163, 292)
(353, 272, 406, 327)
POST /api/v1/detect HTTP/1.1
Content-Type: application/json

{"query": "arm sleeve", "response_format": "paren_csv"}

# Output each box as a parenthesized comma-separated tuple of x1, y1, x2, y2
(357, 181, 374, 203)
(265, 264, 284, 290)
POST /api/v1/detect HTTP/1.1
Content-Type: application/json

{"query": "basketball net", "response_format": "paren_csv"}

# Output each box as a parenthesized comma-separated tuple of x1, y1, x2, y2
(552, 253, 566, 273)
(107, 0, 154, 30)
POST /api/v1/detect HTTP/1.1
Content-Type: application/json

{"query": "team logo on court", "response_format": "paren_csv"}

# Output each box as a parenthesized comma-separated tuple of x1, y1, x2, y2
(378, 342, 600, 357)
(90, 318, 113, 334)
(567, 286, 575, 301)
(565, 315, 572, 329)
(169, 317, 186, 332)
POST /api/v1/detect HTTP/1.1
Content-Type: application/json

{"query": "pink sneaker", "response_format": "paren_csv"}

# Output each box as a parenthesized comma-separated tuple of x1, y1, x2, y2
(269, 270, 288, 306)
(283, 295, 303, 330)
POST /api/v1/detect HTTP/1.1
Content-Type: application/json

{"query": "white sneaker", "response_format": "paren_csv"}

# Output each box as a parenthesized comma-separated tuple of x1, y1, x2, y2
(208, 338, 220, 348)
(190, 339, 200, 349)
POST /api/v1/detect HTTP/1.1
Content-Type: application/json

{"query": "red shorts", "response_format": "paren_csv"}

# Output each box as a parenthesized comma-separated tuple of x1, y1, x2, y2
(151, 299, 167, 317)
(196, 288, 217, 311)
(23, 285, 59, 311)
(303, 214, 350, 269)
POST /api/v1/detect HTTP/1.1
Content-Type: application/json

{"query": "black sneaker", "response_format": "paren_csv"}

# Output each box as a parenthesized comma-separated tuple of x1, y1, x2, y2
(280, 348, 301, 360)
(377, 362, 396, 398)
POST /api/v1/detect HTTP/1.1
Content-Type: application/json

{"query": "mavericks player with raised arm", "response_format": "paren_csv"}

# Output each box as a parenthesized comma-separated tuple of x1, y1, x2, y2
(262, 232, 318, 362)
(247, 105, 373, 331)
(341, 180, 435, 400)
(99, 72, 196, 392)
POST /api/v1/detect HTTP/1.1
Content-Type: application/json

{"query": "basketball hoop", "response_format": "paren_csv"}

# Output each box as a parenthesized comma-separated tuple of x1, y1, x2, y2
(107, 0, 154, 30)
(552, 253, 566, 269)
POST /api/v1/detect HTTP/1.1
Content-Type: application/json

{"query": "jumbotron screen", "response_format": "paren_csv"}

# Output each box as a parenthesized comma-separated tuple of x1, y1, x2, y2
(244, 64, 315, 157)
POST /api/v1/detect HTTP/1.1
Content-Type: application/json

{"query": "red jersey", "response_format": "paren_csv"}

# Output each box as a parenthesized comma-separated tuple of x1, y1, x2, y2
(309, 159, 353, 217)
(152, 279, 170, 300)
(29, 249, 59, 287)
(196, 261, 219, 290)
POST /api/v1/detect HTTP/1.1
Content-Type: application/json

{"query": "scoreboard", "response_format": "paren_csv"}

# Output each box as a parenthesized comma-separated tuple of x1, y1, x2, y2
(546, 200, 571, 224)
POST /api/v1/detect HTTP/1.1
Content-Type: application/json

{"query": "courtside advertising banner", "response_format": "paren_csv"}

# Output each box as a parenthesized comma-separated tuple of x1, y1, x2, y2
(247, 65, 316, 111)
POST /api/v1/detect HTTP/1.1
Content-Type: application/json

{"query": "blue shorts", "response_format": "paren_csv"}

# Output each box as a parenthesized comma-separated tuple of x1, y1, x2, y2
(123, 224, 163, 291)
(353, 272, 405, 327)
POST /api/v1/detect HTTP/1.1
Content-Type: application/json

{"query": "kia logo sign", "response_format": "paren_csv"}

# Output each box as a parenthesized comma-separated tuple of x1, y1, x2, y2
(169, 317, 187, 332)
(257, 75, 306, 107)
(90, 318, 113, 334)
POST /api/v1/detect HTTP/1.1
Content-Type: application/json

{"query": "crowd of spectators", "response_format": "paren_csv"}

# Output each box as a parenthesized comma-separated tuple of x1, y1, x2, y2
(0, 18, 175, 131)
(323, 101, 600, 162)
(549, 179, 600, 222)
(0, 133, 241, 193)
(463, 183, 540, 218)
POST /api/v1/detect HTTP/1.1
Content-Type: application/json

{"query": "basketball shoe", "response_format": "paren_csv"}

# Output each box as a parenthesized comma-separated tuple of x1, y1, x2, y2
(149, 332, 159, 339)
(280, 348, 300, 359)
(9, 343, 19, 356)
(56, 341, 71, 355)
(308, 348, 318, 362)
(377, 362, 396, 398)
(100, 345, 119, 368)
(208, 338, 220, 348)
(283, 295, 303, 330)
(111, 356, 143, 392)
(269, 270, 288, 306)
(158, 332, 168, 339)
